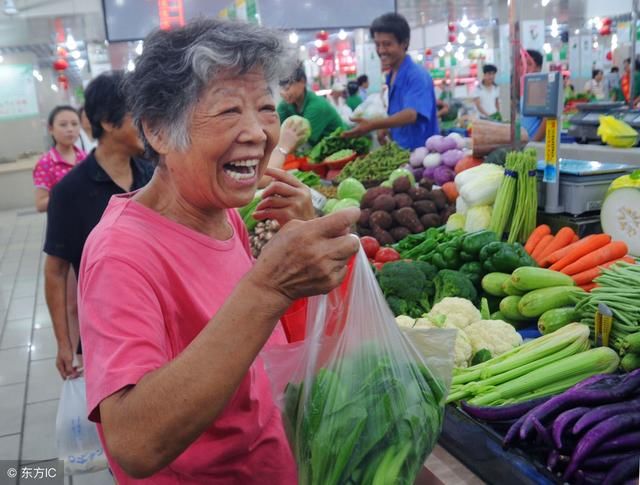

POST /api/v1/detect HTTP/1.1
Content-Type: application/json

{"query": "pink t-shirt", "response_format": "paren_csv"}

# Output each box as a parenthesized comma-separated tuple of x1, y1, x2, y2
(32, 146, 87, 191)
(78, 194, 297, 485)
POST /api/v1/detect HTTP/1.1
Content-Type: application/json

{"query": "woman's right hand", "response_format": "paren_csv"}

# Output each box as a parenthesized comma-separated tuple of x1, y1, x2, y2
(278, 117, 308, 154)
(249, 207, 360, 304)
(56, 342, 81, 379)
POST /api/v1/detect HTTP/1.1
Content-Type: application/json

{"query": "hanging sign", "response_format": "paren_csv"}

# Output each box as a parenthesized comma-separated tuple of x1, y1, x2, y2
(0, 65, 39, 120)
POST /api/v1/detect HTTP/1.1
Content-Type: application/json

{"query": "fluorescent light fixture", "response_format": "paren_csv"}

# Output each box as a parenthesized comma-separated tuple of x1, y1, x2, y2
(0, 54, 3, 63)
(66, 33, 77, 51)
(460, 14, 470, 29)
(289, 32, 299, 44)
(455, 50, 464, 61)
(594, 17, 603, 30)
(76, 59, 87, 70)
(593, 40, 599, 49)
(543, 42, 552, 54)
(51, 83, 59, 92)
(71, 50, 81, 59)
(574, 29, 580, 35)
(458, 32, 466, 44)
(127, 59, 135, 71)
(299, 45, 306, 51)
(550, 18, 559, 38)
(32, 69, 43, 81)
(611, 33, 618, 50)
(338, 29, 347, 40)
(135, 41, 144, 55)
(469, 24, 479, 35)
(483, 42, 489, 50)
(475, 36, 482, 46)
(445, 42, 453, 52)
(438, 49, 445, 57)
(541, 0, 551, 6)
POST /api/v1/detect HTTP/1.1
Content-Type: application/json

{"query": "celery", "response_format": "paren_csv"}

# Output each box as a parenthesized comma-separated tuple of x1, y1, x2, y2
(467, 347, 620, 406)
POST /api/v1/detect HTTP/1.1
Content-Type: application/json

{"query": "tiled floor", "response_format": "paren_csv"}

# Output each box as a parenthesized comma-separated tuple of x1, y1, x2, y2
(0, 207, 482, 485)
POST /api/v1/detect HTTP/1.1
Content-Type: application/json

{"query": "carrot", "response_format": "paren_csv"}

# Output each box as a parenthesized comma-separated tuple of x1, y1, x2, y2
(531, 234, 554, 263)
(537, 227, 576, 263)
(524, 224, 551, 254)
(571, 234, 579, 243)
(580, 283, 598, 292)
(561, 241, 630, 276)
(571, 256, 636, 285)
(441, 182, 458, 203)
(542, 236, 594, 267)
(548, 234, 611, 271)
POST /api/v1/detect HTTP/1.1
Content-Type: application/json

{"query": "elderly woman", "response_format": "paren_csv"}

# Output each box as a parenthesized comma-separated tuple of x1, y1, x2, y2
(78, 19, 359, 484)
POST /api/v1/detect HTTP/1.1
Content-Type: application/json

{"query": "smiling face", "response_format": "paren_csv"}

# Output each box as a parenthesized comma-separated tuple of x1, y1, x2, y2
(279, 79, 306, 106)
(160, 69, 279, 211)
(49, 110, 81, 148)
(374, 32, 407, 71)
(483, 71, 496, 85)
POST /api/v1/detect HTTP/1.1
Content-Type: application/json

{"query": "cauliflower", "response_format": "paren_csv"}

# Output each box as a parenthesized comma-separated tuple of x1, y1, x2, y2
(464, 320, 523, 358)
(428, 297, 481, 329)
(395, 315, 416, 328)
(413, 316, 472, 367)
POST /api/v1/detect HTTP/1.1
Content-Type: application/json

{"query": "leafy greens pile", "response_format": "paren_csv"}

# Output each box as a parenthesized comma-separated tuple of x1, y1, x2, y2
(282, 344, 445, 485)
(308, 127, 372, 163)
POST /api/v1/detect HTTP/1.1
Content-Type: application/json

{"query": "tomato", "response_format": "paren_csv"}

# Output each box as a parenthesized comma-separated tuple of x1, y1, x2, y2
(360, 236, 380, 259)
(372, 261, 385, 272)
(375, 247, 401, 263)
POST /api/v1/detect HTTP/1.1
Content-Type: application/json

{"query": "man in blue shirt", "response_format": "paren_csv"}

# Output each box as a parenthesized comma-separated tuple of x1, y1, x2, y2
(344, 13, 439, 150)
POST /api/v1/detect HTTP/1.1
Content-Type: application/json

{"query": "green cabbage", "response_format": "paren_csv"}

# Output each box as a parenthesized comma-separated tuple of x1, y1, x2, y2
(281, 115, 311, 148)
(445, 213, 466, 232)
(337, 178, 366, 202)
(323, 198, 339, 214)
(388, 168, 416, 186)
(331, 198, 360, 213)
(463, 206, 492, 233)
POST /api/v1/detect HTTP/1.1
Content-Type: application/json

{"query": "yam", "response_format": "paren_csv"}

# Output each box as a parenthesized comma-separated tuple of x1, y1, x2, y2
(370, 211, 393, 230)
(393, 193, 413, 209)
(372, 227, 394, 246)
(392, 176, 412, 194)
(371, 194, 396, 212)
(360, 186, 393, 209)
(413, 200, 437, 216)
(393, 207, 424, 234)
(420, 213, 441, 229)
(358, 208, 371, 228)
(390, 226, 411, 242)
(419, 177, 434, 191)
(407, 186, 430, 201)
(430, 189, 447, 210)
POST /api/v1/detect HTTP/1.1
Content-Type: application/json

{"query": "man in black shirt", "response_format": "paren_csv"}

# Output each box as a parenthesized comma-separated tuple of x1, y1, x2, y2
(44, 71, 154, 379)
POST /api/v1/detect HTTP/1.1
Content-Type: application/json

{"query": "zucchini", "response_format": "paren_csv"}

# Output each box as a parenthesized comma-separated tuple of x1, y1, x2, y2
(502, 278, 526, 296)
(537, 307, 578, 335)
(491, 310, 531, 329)
(518, 286, 584, 319)
(622, 332, 640, 354)
(621, 353, 640, 372)
(500, 296, 530, 321)
(511, 267, 575, 292)
(481, 272, 511, 297)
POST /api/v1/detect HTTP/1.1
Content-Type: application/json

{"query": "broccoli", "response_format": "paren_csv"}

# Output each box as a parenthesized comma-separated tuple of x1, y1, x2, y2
(433, 270, 478, 305)
(413, 261, 438, 296)
(377, 261, 432, 318)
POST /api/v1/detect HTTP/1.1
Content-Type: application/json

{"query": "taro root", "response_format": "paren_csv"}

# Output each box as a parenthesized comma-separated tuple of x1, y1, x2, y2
(361, 186, 394, 209)
(393, 207, 424, 233)
(408, 186, 431, 201)
(420, 213, 441, 229)
(393, 193, 414, 209)
(430, 189, 448, 210)
(371, 194, 396, 212)
(392, 176, 412, 194)
(370, 210, 393, 230)
(358, 208, 371, 228)
(413, 200, 437, 216)
(372, 227, 394, 246)
(390, 226, 411, 242)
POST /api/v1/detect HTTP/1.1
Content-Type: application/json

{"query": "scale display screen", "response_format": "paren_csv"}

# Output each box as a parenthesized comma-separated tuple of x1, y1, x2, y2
(522, 72, 562, 117)
(583, 113, 602, 122)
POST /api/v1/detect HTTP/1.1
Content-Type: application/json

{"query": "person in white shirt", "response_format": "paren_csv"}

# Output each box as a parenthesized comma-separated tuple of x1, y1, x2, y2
(75, 105, 98, 153)
(473, 64, 500, 120)
(584, 69, 607, 100)
(328, 82, 354, 125)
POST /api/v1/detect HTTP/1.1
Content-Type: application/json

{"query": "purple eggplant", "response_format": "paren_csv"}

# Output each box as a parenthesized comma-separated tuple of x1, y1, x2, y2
(573, 397, 640, 435)
(603, 456, 640, 485)
(596, 431, 640, 454)
(574, 470, 606, 485)
(553, 407, 590, 449)
(563, 412, 640, 480)
(503, 412, 529, 448)
(582, 451, 640, 470)
(547, 449, 559, 471)
(532, 417, 554, 448)
(520, 373, 633, 440)
(460, 397, 549, 422)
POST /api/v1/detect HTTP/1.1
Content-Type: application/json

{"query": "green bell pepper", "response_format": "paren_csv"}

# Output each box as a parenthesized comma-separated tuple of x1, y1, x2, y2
(459, 261, 483, 287)
(480, 242, 537, 273)
(461, 230, 499, 256)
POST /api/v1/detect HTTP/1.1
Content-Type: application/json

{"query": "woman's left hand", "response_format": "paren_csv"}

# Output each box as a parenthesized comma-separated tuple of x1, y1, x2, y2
(253, 168, 315, 226)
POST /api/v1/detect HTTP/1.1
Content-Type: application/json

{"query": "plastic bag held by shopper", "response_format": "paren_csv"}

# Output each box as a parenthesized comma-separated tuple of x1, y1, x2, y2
(264, 247, 455, 485)
(55, 378, 108, 475)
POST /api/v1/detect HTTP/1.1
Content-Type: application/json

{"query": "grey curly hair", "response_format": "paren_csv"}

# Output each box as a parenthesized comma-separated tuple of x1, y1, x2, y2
(124, 18, 294, 163)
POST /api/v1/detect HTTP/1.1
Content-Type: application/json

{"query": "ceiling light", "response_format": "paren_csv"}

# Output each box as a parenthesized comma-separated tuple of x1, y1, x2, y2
(0, 54, 3, 63)
(457, 46, 465, 53)
(70, 50, 81, 59)
(458, 32, 466, 44)
(455, 50, 464, 61)
(574, 29, 580, 35)
(314, 39, 322, 48)
(438, 49, 445, 57)
(460, 14, 470, 29)
(51, 83, 59, 92)
(76, 59, 86, 70)
(32, 69, 43, 81)
(66, 33, 77, 51)
(3, 0, 18, 15)
(417, 54, 424, 61)
(543, 42, 552, 54)
(475, 36, 482, 46)
(469, 24, 479, 35)
(593, 40, 599, 49)
(135, 41, 144, 55)
(317, 57, 324, 66)
(612, 33, 618, 50)
(299, 45, 306, 51)
(289, 31, 299, 44)
(445, 42, 453, 52)
(127, 59, 135, 72)
(550, 18, 559, 38)
(483, 42, 489, 50)
(594, 17, 603, 30)
(541, 0, 551, 6)
(338, 29, 347, 40)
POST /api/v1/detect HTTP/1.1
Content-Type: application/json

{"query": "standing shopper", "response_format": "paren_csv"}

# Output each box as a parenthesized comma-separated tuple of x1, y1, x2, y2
(521, 49, 546, 141)
(33, 106, 86, 212)
(76, 105, 98, 153)
(584, 69, 607, 100)
(473, 64, 501, 120)
(357, 74, 369, 99)
(78, 19, 360, 484)
(44, 71, 153, 380)
(344, 13, 439, 149)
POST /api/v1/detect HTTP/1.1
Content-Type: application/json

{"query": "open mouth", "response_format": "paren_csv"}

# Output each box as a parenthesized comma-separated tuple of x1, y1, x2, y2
(223, 159, 260, 181)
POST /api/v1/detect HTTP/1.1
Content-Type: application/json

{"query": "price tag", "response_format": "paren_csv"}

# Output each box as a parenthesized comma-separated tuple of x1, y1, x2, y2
(309, 188, 327, 211)
(544, 118, 558, 183)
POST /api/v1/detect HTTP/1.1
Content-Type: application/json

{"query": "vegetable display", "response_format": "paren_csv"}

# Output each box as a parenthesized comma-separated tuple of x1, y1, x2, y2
(281, 115, 311, 148)
(249, 219, 279, 257)
(376, 260, 437, 317)
(357, 177, 454, 245)
(336, 142, 409, 184)
(282, 344, 446, 485)
(308, 127, 371, 163)
(462, 369, 640, 484)
(447, 323, 619, 406)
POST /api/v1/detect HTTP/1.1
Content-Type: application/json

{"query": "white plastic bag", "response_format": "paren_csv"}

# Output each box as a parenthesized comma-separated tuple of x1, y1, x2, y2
(352, 91, 388, 121)
(55, 377, 108, 475)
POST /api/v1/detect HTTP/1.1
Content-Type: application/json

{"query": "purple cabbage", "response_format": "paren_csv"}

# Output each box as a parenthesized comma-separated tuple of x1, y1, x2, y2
(410, 147, 427, 168)
(441, 149, 464, 168)
(433, 165, 455, 186)
(425, 135, 444, 151)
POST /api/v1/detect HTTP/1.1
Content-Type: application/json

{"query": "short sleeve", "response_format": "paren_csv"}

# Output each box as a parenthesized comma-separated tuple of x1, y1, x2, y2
(277, 102, 291, 124)
(403, 71, 436, 122)
(228, 209, 252, 259)
(79, 256, 169, 422)
(32, 156, 55, 191)
(471, 86, 481, 99)
(44, 183, 78, 264)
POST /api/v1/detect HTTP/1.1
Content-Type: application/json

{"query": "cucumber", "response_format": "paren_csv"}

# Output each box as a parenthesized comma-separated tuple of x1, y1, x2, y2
(621, 353, 640, 372)
(481, 272, 511, 297)
(499, 296, 529, 321)
(518, 286, 584, 319)
(502, 278, 526, 296)
(537, 307, 578, 335)
(622, 332, 640, 354)
(511, 267, 576, 292)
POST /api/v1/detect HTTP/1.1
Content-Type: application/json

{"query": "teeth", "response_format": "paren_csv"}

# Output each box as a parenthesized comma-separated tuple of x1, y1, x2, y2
(224, 166, 256, 181)
(228, 159, 259, 168)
